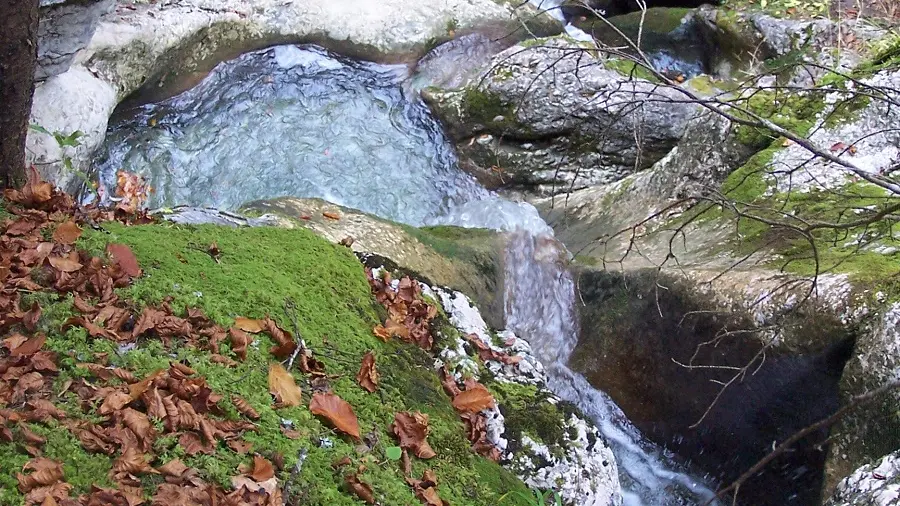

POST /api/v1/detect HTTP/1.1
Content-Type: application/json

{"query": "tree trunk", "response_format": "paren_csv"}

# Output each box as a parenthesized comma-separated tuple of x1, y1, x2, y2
(0, 0, 40, 189)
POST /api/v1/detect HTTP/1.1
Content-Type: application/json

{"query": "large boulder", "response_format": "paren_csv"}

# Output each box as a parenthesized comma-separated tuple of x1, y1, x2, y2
(27, 0, 561, 193)
(537, 63, 900, 501)
(424, 36, 700, 194)
(36, 0, 114, 80)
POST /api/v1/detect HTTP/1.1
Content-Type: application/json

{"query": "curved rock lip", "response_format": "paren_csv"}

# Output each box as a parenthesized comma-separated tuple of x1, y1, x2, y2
(27, 0, 562, 194)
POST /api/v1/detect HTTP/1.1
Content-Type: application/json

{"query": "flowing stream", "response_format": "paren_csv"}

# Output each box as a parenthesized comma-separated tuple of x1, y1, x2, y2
(95, 43, 718, 505)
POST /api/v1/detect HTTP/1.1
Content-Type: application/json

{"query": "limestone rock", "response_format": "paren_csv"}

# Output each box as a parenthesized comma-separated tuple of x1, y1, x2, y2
(37, 0, 114, 80)
(425, 36, 700, 193)
(26, 67, 117, 192)
(826, 450, 900, 506)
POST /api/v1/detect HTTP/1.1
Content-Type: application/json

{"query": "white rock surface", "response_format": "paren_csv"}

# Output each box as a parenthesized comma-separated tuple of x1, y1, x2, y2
(434, 286, 623, 506)
(827, 450, 900, 506)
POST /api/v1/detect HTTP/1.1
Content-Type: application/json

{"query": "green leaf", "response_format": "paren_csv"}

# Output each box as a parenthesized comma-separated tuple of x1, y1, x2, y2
(29, 123, 51, 135)
(385, 446, 402, 461)
(54, 130, 84, 148)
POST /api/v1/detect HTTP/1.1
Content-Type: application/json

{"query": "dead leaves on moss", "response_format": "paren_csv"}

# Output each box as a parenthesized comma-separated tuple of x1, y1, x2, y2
(310, 392, 361, 440)
(366, 270, 437, 350)
(267, 363, 303, 408)
(356, 351, 379, 393)
(391, 412, 436, 459)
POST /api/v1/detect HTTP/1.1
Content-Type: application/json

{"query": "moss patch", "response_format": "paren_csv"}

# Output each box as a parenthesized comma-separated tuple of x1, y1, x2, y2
(1, 220, 533, 505)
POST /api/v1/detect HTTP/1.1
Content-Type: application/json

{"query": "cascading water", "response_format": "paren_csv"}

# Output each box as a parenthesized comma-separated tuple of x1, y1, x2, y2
(95, 41, 719, 505)
(440, 202, 720, 506)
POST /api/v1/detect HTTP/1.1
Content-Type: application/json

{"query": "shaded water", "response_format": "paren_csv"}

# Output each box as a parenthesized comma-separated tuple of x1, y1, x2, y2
(94, 45, 488, 225)
(96, 42, 717, 505)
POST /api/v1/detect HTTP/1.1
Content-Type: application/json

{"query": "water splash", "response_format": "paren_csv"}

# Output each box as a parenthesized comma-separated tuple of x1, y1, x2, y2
(93, 45, 488, 225)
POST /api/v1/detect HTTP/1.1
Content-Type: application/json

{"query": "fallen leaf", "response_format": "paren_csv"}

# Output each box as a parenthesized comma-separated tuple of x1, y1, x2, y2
(356, 351, 379, 393)
(451, 383, 495, 413)
(372, 325, 391, 342)
(229, 327, 252, 360)
(112, 447, 158, 476)
(48, 256, 82, 273)
(232, 395, 260, 420)
(345, 473, 376, 504)
(323, 211, 341, 220)
(250, 455, 275, 482)
(227, 439, 254, 454)
(106, 243, 141, 277)
(52, 221, 81, 244)
(157, 459, 189, 477)
(392, 412, 437, 459)
(234, 317, 265, 333)
(268, 363, 302, 407)
(17, 458, 64, 493)
(10, 334, 46, 356)
(310, 392, 361, 439)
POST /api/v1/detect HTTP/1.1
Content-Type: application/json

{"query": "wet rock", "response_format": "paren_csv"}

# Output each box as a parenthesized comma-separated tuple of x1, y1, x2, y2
(36, 0, 114, 80)
(425, 36, 701, 194)
(826, 450, 900, 506)
(26, 66, 117, 192)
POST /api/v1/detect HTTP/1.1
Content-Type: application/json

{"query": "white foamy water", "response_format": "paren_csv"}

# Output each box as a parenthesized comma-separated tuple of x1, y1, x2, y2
(433, 202, 720, 505)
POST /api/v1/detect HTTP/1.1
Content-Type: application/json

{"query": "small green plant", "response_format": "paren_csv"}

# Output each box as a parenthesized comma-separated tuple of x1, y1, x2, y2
(385, 446, 403, 461)
(29, 123, 96, 193)
(500, 488, 563, 506)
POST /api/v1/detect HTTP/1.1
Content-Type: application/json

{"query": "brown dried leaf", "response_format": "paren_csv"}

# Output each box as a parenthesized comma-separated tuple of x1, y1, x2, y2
(345, 473, 376, 504)
(250, 455, 275, 482)
(309, 392, 361, 440)
(106, 243, 141, 277)
(372, 325, 391, 342)
(98, 390, 133, 416)
(229, 328, 252, 361)
(391, 412, 436, 459)
(47, 257, 82, 273)
(227, 439, 253, 454)
(52, 221, 81, 244)
(234, 317, 265, 333)
(267, 363, 302, 407)
(356, 351, 379, 393)
(10, 334, 46, 356)
(156, 459, 188, 477)
(112, 447, 158, 476)
(451, 383, 495, 413)
(17, 458, 64, 493)
(231, 395, 260, 420)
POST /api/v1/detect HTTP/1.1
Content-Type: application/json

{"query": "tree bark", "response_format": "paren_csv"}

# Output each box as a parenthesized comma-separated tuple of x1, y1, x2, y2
(0, 0, 40, 189)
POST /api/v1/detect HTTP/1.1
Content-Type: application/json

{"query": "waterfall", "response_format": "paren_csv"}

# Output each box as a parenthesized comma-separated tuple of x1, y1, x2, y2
(437, 202, 719, 506)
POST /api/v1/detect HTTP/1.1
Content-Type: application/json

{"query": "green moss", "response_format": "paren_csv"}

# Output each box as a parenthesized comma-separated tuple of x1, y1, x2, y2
(461, 87, 516, 128)
(0, 220, 534, 506)
(487, 381, 567, 450)
(731, 90, 824, 149)
(603, 58, 659, 82)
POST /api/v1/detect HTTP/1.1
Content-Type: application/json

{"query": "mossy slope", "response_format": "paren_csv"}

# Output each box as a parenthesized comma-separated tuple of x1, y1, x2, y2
(1, 221, 532, 505)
